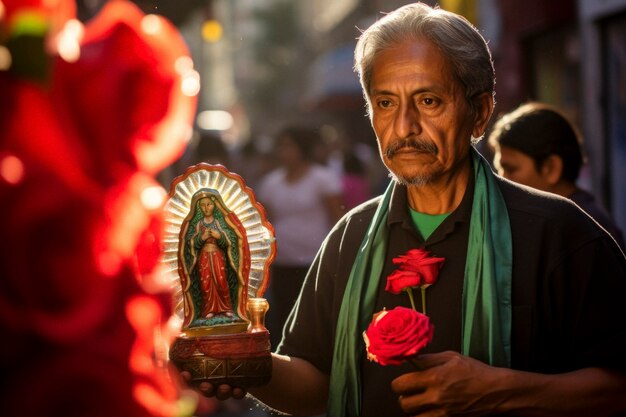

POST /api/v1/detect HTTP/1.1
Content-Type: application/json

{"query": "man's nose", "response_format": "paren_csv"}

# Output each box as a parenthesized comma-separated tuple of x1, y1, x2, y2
(394, 102, 421, 139)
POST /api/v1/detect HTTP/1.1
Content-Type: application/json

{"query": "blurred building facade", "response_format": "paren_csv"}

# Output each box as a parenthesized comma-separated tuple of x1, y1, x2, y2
(577, 0, 626, 238)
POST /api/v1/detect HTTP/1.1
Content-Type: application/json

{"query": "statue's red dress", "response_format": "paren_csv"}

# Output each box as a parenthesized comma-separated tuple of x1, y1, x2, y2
(194, 221, 233, 317)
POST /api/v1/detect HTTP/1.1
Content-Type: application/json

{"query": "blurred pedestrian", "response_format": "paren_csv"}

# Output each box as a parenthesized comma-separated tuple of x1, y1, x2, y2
(158, 130, 231, 188)
(341, 149, 372, 210)
(488, 101, 624, 249)
(229, 136, 277, 191)
(257, 125, 344, 349)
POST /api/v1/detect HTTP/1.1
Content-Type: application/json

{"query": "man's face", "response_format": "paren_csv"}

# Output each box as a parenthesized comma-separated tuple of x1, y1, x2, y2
(494, 146, 551, 191)
(368, 38, 478, 186)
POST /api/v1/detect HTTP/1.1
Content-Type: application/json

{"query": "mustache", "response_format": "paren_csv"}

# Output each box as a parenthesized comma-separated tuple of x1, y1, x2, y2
(384, 137, 438, 159)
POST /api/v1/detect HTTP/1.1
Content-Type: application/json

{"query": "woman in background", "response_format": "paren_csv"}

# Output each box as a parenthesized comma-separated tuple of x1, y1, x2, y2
(258, 125, 344, 349)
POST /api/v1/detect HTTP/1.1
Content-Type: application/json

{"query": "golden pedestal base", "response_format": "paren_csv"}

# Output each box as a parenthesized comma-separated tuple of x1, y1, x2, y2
(169, 329, 272, 388)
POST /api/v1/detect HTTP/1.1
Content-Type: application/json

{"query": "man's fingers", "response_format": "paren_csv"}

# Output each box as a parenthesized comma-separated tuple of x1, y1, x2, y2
(232, 387, 247, 399)
(198, 381, 214, 396)
(215, 384, 233, 400)
(180, 370, 192, 382)
(178, 371, 245, 401)
(411, 351, 457, 369)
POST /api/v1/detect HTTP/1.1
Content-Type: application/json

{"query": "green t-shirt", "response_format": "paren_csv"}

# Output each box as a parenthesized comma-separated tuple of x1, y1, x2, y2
(409, 207, 450, 240)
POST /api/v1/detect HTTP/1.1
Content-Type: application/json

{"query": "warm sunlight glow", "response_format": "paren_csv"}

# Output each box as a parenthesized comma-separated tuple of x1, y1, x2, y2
(196, 110, 234, 131)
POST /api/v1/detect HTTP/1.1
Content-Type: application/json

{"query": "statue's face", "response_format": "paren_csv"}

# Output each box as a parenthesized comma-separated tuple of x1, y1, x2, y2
(198, 197, 215, 216)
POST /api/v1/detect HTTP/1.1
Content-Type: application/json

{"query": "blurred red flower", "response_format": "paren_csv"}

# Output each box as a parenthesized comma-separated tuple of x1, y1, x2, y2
(0, 0, 200, 416)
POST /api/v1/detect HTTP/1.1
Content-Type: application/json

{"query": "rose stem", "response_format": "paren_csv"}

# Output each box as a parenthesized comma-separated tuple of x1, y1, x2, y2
(409, 357, 424, 371)
(405, 287, 416, 310)
(420, 286, 427, 315)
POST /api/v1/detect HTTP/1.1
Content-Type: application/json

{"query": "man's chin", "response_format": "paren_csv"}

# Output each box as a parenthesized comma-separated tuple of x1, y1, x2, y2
(388, 171, 433, 187)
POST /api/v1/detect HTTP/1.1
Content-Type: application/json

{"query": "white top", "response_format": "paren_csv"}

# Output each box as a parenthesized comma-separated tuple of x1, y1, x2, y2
(258, 164, 342, 266)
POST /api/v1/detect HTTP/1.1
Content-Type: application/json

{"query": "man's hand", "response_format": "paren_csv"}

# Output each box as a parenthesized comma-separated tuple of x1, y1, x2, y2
(180, 370, 248, 401)
(175, 354, 329, 416)
(392, 351, 626, 417)
(391, 351, 504, 417)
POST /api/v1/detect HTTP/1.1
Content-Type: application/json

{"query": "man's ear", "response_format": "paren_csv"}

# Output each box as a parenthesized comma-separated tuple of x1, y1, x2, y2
(540, 155, 563, 185)
(471, 92, 494, 138)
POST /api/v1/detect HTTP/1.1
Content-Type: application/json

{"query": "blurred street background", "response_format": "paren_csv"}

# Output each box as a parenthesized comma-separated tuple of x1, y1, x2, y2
(76, 0, 626, 235)
(2, 1, 625, 417)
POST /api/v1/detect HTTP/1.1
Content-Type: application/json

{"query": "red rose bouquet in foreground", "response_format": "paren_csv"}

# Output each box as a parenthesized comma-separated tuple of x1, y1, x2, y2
(386, 248, 445, 314)
(363, 307, 434, 366)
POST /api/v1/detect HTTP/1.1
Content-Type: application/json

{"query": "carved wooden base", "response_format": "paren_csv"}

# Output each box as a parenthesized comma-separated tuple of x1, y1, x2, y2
(169, 330, 272, 388)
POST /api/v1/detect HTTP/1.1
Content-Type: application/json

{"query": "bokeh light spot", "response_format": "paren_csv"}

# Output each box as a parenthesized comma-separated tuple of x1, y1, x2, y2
(140, 14, 162, 35)
(140, 185, 166, 211)
(0, 45, 12, 70)
(174, 55, 194, 74)
(202, 19, 222, 43)
(97, 250, 122, 277)
(0, 154, 25, 184)
(57, 19, 83, 63)
(181, 69, 200, 97)
(126, 295, 160, 330)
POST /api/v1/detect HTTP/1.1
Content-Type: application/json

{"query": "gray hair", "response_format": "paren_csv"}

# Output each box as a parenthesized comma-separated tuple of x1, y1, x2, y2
(355, 2, 495, 116)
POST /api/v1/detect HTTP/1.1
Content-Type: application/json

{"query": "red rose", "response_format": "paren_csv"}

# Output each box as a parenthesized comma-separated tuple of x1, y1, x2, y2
(386, 248, 444, 294)
(386, 269, 421, 294)
(363, 307, 434, 366)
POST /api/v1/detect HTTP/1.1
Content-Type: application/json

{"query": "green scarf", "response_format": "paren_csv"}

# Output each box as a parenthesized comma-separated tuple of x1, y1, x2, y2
(328, 148, 512, 417)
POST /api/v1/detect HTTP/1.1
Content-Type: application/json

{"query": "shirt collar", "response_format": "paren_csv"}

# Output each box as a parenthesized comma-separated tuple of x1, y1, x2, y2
(386, 166, 476, 233)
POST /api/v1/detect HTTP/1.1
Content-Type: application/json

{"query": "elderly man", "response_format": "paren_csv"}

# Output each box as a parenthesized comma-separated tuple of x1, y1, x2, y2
(194, 3, 626, 416)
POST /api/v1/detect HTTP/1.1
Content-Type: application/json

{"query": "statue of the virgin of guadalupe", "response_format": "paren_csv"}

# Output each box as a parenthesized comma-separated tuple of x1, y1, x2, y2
(165, 164, 275, 388)
(180, 189, 250, 330)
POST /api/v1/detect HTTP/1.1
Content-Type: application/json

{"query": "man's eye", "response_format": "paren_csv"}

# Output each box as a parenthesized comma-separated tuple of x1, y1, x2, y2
(421, 97, 436, 106)
(376, 98, 393, 109)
